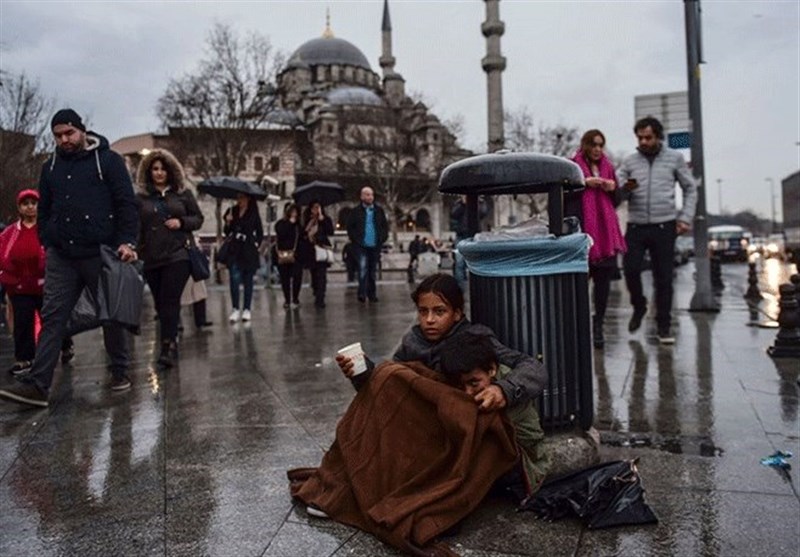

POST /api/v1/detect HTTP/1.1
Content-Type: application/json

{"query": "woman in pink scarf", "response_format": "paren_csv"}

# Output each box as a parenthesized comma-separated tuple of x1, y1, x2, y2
(568, 129, 626, 349)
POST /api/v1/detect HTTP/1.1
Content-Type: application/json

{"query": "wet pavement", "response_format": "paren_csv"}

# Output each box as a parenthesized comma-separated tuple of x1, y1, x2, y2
(1, 259, 798, 556)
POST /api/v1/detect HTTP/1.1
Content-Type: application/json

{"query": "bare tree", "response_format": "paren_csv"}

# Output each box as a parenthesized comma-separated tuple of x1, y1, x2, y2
(503, 106, 580, 218)
(0, 70, 54, 221)
(157, 22, 289, 237)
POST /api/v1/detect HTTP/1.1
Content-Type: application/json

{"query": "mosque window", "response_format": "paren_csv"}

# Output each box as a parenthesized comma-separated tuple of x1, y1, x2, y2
(254, 156, 264, 171)
(270, 156, 281, 171)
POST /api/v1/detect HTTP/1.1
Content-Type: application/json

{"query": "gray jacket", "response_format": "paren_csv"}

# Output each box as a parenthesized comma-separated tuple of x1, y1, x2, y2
(616, 146, 697, 225)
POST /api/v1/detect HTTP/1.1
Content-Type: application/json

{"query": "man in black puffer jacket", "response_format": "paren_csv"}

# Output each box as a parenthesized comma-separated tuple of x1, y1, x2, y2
(0, 109, 139, 408)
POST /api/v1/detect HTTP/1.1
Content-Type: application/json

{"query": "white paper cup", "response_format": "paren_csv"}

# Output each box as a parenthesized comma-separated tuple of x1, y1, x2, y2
(338, 342, 367, 375)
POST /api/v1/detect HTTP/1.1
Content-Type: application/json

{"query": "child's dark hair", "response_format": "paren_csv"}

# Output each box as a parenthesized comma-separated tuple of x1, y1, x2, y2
(439, 333, 497, 378)
(411, 273, 464, 312)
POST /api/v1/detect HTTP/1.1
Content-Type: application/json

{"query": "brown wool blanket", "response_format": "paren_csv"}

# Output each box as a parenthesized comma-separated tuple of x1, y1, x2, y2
(288, 361, 519, 556)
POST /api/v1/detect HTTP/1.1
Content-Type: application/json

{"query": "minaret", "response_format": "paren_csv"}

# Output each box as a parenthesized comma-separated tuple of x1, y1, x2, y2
(379, 0, 396, 77)
(379, 0, 405, 105)
(482, 0, 506, 153)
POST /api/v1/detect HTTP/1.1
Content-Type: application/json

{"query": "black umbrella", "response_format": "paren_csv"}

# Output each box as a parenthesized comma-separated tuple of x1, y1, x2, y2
(197, 176, 267, 201)
(292, 180, 345, 207)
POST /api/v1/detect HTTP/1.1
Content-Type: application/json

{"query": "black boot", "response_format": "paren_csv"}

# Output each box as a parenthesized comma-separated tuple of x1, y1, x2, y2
(593, 315, 605, 349)
(158, 340, 178, 368)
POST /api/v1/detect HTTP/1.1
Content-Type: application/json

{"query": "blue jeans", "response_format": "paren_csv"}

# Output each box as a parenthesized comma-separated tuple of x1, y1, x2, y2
(229, 264, 255, 310)
(25, 248, 130, 393)
(356, 246, 381, 300)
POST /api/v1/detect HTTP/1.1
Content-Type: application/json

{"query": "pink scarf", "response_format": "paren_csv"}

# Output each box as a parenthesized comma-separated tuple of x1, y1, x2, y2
(572, 151, 627, 264)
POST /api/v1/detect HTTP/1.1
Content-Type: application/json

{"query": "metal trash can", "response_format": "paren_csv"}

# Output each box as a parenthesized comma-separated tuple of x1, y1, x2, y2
(439, 151, 593, 432)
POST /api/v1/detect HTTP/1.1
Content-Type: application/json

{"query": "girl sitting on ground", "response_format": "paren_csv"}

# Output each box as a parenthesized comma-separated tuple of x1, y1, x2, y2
(336, 273, 547, 412)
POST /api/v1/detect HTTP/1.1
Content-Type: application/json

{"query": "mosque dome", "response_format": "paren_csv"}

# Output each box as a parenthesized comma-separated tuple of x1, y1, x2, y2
(326, 87, 383, 107)
(286, 36, 372, 71)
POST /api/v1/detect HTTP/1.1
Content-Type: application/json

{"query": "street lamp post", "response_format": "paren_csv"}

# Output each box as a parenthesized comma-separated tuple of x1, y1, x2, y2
(685, 0, 718, 312)
(766, 177, 775, 233)
(716, 178, 722, 215)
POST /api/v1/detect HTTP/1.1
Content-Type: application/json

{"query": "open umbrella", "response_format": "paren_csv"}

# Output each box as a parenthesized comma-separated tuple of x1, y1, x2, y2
(292, 180, 345, 207)
(197, 176, 267, 201)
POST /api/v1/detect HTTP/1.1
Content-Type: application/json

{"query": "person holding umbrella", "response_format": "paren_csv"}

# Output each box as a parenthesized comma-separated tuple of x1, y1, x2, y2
(136, 149, 204, 368)
(274, 203, 303, 309)
(223, 193, 263, 321)
(301, 200, 334, 308)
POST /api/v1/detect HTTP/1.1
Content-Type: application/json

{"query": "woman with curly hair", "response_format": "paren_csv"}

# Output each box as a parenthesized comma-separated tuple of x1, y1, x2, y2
(136, 149, 204, 368)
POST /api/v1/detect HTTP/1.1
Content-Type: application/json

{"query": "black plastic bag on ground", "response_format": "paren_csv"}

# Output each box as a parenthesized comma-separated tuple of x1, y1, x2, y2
(520, 459, 658, 529)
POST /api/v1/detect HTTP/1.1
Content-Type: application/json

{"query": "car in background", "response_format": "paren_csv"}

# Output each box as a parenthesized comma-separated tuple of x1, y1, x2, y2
(708, 225, 749, 262)
(763, 233, 786, 260)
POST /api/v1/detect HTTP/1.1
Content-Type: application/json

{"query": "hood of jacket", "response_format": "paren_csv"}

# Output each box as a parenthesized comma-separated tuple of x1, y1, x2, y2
(135, 148, 187, 194)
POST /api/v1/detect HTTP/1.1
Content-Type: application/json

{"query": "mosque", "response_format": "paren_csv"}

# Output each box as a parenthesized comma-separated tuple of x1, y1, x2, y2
(113, 1, 470, 240)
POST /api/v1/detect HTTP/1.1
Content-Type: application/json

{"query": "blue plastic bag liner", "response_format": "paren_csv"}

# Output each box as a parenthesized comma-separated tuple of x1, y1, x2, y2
(458, 233, 590, 277)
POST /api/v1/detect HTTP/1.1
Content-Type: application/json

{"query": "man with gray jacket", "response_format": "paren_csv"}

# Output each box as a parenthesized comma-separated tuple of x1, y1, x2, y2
(617, 116, 697, 345)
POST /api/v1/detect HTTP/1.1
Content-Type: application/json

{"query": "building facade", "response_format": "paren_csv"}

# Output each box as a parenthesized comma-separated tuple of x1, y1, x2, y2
(113, 1, 470, 243)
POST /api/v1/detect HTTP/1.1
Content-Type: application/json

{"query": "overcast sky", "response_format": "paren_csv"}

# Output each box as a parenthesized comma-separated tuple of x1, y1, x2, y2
(1, 0, 797, 220)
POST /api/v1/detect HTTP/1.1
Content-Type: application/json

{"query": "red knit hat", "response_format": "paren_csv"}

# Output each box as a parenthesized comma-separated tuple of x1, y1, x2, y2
(16, 189, 40, 204)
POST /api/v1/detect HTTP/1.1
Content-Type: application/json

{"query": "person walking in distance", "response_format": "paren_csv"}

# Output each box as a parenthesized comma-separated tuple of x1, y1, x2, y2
(346, 186, 388, 303)
(274, 203, 303, 309)
(567, 129, 627, 349)
(301, 200, 334, 308)
(0, 109, 139, 408)
(0, 190, 75, 375)
(223, 193, 263, 322)
(616, 116, 697, 345)
(135, 149, 203, 368)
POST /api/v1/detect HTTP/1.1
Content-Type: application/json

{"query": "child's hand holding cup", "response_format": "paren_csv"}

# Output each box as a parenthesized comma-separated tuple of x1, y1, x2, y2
(336, 342, 367, 378)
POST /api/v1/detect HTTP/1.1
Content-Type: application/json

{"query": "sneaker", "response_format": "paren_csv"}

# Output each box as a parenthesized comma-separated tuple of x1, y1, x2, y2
(229, 309, 241, 322)
(283, 302, 290, 309)
(657, 327, 675, 345)
(290, 302, 300, 309)
(0, 381, 48, 408)
(7, 361, 32, 376)
(61, 345, 75, 364)
(110, 375, 132, 391)
(628, 304, 647, 333)
(306, 505, 329, 519)
(241, 309, 252, 321)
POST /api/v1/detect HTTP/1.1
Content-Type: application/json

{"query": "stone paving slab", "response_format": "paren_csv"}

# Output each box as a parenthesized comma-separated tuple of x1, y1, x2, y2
(0, 260, 798, 556)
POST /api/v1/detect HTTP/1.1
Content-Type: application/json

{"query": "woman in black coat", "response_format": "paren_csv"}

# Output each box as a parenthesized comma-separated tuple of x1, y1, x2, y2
(301, 200, 335, 308)
(274, 203, 303, 309)
(136, 149, 204, 367)
(223, 193, 263, 322)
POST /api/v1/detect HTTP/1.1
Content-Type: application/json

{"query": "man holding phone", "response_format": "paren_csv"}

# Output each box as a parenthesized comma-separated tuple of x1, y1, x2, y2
(616, 116, 697, 345)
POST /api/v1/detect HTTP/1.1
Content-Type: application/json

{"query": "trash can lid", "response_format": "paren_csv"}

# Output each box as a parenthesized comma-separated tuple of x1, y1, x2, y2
(439, 151, 585, 196)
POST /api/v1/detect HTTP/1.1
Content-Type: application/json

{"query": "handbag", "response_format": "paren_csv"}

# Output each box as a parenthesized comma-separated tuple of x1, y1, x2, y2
(277, 226, 299, 265)
(186, 239, 211, 281)
(315, 245, 335, 263)
(277, 249, 296, 264)
(216, 237, 233, 266)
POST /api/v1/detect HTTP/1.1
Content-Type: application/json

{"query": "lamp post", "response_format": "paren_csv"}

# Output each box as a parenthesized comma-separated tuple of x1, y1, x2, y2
(716, 178, 722, 215)
(766, 177, 775, 233)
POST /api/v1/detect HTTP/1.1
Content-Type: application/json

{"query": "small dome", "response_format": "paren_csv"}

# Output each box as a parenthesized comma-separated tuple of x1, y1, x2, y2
(286, 37, 372, 71)
(265, 109, 303, 128)
(327, 87, 383, 106)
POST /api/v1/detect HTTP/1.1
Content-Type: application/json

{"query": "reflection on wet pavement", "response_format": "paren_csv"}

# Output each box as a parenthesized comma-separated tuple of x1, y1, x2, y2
(0, 262, 798, 556)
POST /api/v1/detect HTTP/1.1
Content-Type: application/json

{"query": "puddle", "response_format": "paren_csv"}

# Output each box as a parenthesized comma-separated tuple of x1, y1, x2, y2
(601, 432, 725, 457)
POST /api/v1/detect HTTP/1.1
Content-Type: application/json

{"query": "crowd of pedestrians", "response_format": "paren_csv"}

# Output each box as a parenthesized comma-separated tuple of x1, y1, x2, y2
(0, 108, 695, 410)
